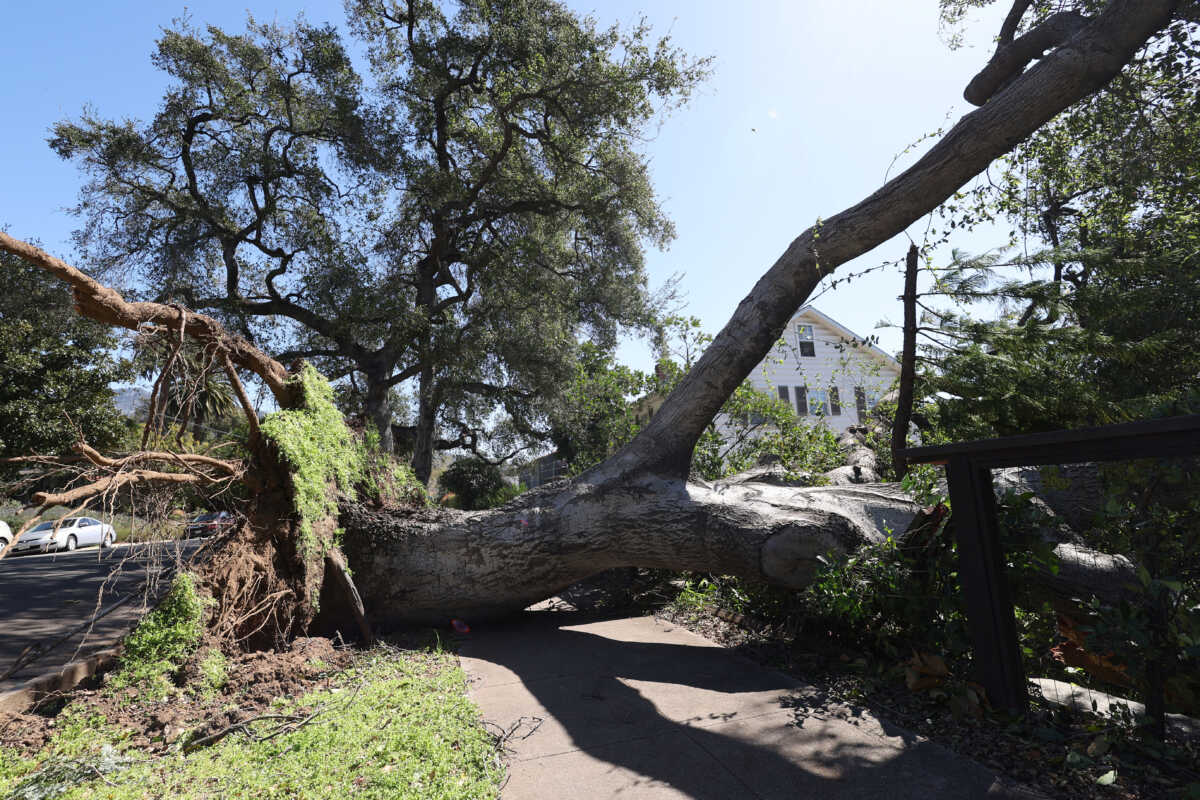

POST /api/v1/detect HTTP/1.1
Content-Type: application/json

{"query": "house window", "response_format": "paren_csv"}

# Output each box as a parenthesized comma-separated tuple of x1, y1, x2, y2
(829, 387, 841, 416)
(796, 324, 815, 357)
(778, 385, 790, 405)
(795, 384, 808, 415)
(855, 386, 880, 421)
(807, 387, 829, 416)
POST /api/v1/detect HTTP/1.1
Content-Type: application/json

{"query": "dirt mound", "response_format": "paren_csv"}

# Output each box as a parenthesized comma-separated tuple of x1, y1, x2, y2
(0, 710, 55, 753)
(0, 636, 353, 757)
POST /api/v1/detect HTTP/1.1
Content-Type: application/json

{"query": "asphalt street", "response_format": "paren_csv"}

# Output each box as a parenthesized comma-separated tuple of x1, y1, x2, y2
(0, 539, 204, 692)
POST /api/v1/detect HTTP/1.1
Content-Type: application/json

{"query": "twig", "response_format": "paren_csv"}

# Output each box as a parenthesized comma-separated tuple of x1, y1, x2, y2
(183, 680, 366, 752)
(483, 716, 544, 750)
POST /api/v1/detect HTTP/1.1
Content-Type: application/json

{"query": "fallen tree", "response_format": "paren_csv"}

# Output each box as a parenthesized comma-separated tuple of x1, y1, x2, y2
(0, 0, 1184, 637)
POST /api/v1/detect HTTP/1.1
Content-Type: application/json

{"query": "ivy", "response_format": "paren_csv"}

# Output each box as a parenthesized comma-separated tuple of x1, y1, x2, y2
(260, 366, 365, 555)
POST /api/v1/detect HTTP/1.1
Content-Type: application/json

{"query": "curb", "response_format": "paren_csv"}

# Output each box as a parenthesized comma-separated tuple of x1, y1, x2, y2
(0, 646, 121, 714)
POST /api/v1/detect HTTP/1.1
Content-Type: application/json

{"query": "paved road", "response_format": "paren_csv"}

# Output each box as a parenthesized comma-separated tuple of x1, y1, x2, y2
(0, 539, 204, 692)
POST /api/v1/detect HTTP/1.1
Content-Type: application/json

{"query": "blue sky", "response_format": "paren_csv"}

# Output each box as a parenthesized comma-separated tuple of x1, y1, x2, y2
(2, 1, 1011, 372)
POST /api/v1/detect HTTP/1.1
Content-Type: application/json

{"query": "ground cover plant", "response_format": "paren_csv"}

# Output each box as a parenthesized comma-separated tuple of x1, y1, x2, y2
(0, 640, 503, 800)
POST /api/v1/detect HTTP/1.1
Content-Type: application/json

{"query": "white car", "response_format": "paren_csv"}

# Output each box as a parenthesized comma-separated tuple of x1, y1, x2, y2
(7, 517, 116, 554)
(0, 519, 10, 550)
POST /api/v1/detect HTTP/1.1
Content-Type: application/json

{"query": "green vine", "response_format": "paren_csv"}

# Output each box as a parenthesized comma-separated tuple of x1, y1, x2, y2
(260, 366, 365, 558)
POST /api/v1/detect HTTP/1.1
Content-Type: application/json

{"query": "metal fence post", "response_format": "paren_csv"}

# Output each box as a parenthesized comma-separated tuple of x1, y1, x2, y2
(944, 454, 1029, 712)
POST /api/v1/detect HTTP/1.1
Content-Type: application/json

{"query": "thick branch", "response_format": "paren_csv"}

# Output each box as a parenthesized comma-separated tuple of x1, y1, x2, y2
(32, 469, 215, 508)
(965, 11, 1089, 106)
(606, 0, 1180, 481)
(0, 233, 294, 405)
(998, 0, 1034, 46)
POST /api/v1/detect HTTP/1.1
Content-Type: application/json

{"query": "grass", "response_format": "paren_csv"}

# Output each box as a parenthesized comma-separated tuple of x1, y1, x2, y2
(0, 646, 504, 800)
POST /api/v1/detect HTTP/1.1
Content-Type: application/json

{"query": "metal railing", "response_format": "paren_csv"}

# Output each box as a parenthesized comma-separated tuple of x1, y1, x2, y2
(903, 414, 1200, 712)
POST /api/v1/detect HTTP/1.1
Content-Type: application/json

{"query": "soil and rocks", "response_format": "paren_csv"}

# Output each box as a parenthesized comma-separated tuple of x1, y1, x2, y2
(0, 636, 353, 758)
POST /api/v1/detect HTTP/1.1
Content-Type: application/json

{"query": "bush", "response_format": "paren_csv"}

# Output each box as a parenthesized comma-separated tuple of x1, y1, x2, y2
(437, 458, 506, 510)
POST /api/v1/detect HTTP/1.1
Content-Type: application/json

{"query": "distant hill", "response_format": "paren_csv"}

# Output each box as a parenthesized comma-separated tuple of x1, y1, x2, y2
(113, 386, 151, 420)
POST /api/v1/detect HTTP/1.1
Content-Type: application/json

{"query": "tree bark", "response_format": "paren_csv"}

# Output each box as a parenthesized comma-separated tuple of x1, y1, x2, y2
(410, 365, 438, 486)
(364, 376, 395, 454)
(892, 244, 920, 480)
(341, 473, 922, 626)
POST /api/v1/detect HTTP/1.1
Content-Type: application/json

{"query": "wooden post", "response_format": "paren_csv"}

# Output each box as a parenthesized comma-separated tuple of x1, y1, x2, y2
(944, 454, 1028, 712)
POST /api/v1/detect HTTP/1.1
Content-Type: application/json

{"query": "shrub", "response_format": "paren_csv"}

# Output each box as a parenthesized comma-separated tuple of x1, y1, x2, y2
(437, 458, 506, 510)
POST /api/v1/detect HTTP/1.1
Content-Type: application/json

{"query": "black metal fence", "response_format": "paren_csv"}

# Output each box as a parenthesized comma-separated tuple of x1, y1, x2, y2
(903, 415, 1200, 730)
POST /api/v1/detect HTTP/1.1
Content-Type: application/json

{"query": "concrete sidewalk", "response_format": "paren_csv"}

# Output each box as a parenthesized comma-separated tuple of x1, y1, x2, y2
(458, 612, 1043, 800)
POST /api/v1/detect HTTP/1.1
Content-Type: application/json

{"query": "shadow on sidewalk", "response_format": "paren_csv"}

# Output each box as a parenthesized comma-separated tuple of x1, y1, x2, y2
(462, 611, 1036, 799)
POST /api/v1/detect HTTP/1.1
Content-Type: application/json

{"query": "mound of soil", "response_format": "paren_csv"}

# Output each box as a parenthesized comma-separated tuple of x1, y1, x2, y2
(0, 636, 353, 757)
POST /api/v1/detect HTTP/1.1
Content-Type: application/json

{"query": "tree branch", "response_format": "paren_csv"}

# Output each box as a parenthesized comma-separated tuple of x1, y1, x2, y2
(222, 353, 262, 440)
(75, 442, 241, 476)
(964, 11, 1089, 106)
(32, 469, 216, 508)
(604, 0, 1181, 481)
(0, 233, 294, 404)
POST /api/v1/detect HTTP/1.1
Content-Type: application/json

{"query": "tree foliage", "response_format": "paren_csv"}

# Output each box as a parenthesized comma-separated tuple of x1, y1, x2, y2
(913, 11, 1200, 439)
(546, 318, 843, 481)
(0, 249, 131, 464)
(53, 1, 707, 483)
(436, 456, 505, 510)
(545, 341, 649, 472)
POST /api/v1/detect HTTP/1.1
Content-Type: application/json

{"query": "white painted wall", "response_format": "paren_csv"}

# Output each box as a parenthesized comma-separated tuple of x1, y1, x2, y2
(745, 307, 899, 434)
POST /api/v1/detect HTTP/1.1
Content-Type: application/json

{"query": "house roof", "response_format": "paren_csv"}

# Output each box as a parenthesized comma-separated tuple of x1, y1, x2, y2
(792, 305, 900, 370)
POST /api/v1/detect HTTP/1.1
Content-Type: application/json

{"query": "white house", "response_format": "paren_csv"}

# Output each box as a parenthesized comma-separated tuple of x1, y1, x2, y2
(746, 305, 900, 434)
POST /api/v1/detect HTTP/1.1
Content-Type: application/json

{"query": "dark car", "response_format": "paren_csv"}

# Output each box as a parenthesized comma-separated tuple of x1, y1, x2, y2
(185, 511, 236, 538)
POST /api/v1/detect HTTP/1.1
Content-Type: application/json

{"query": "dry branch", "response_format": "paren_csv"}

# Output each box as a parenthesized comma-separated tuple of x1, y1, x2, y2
(75, 442, 241, 476)
(0, 232, 293, 404)
(32, 469, 216, 508)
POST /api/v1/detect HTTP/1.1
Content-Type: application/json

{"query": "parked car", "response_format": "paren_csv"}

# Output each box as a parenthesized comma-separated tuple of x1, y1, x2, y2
(0, 519, 11, 550)
(7, 517, 116, 554)
(185, 511, 236, 538)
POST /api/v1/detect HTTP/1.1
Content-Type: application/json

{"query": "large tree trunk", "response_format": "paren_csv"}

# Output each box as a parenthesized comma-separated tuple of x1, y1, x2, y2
(0, 0, 1181, 642)
(342, 472, 921, 626)
(410, 366, 438, 486)
(364, 375, 395, 454)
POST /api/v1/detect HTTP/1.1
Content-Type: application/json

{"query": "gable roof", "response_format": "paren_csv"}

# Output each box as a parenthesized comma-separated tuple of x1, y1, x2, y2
(792, 305, 900, 370)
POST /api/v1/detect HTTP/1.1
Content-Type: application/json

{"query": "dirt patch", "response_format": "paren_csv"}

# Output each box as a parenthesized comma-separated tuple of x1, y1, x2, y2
(0, 710, 56, 753)
(0, 636, 353, 758)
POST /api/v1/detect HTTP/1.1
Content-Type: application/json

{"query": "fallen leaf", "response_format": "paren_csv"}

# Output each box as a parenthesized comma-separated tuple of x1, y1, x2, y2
(1096, 769, 1117, 786)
